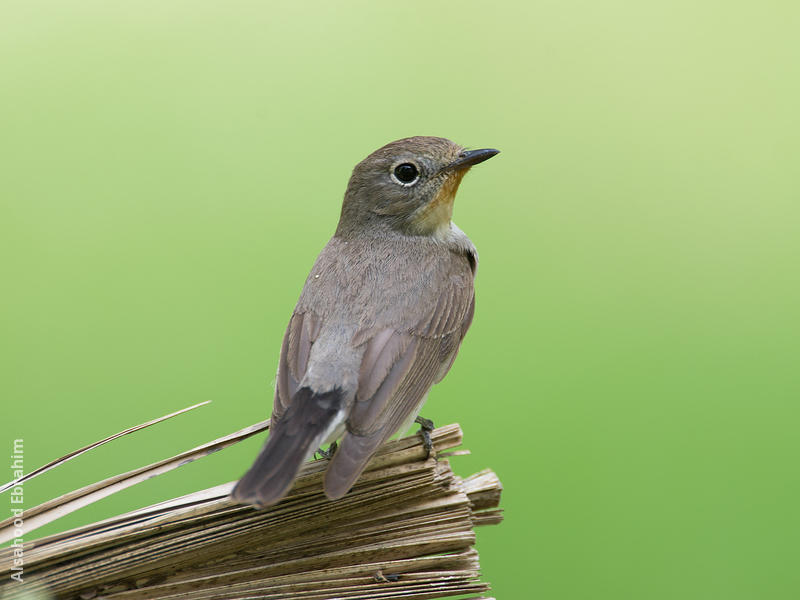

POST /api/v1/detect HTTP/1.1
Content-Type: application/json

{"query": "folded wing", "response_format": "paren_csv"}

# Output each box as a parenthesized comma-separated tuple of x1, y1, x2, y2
(324, 269, 475, 499)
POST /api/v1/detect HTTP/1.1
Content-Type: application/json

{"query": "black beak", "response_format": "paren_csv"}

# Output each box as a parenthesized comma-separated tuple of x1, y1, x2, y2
(441, 148, 500, 173)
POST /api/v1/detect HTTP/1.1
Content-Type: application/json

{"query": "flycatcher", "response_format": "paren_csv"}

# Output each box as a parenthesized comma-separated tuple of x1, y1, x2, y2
(232, 136, 498, 507)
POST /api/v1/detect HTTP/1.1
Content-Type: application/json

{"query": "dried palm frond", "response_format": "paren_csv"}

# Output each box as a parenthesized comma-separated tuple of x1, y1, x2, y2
(0, 413, 268, 545)
(0, 409, 501, 600)
(0, 402, 211, 496)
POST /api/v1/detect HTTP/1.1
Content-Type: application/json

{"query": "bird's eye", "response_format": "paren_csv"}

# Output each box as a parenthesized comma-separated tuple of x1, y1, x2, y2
(392, 163, 419, 185)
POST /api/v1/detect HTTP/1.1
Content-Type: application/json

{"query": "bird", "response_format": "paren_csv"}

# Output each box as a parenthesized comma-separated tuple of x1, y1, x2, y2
(231, 136, 499, 507)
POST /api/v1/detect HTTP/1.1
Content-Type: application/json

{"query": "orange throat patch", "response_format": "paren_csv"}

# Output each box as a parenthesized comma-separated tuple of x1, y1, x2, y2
(408, 170, 467, 237)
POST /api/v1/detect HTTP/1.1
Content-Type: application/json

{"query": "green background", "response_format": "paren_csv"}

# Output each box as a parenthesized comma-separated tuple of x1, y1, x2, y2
(2, 1, 799, 598)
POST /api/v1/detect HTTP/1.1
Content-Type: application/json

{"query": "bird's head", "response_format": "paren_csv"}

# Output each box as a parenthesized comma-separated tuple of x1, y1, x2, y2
(337, 136, 499, 239)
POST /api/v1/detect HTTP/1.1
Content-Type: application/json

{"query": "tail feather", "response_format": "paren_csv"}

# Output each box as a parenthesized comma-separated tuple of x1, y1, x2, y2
(323, 430, 385, 500)
(231, 387, 343, 507)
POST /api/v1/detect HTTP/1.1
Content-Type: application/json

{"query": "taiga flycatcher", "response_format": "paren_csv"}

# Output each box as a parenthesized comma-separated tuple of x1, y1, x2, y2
(232, 136, 498, 507)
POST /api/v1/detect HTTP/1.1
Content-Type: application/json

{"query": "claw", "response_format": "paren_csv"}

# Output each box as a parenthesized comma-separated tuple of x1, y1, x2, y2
(414, 416, 435, 459)
(314, 440, 338, 460)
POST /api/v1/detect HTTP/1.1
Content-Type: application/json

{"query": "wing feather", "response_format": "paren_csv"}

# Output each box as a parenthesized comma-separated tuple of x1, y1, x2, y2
(274, 311, 321, 420)
(350, 334, 418, 435)
(356, 329, 412, 403)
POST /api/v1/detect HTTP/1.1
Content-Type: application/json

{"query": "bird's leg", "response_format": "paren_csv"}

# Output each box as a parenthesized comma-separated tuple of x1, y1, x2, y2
(415, 416, 435, 459)
(314, 440, 338, 460)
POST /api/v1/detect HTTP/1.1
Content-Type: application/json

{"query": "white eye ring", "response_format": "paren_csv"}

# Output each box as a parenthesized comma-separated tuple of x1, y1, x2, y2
(390, 161, 421, 186)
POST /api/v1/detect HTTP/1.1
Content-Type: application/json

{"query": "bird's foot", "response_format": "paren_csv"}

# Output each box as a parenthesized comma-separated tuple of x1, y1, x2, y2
(314, 440, 338, 460)
(373, 570, 400, 583)
(415, 416, 436, 460)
